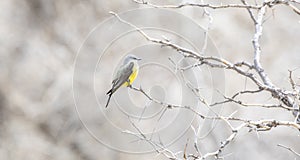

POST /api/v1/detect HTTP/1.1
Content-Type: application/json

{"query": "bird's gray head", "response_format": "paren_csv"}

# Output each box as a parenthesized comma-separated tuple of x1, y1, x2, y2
(123, 54, 141, 64)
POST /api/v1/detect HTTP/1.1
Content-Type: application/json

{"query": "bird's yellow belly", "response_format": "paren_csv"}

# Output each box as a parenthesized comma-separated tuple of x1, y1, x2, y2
(123, 67, 138, 87)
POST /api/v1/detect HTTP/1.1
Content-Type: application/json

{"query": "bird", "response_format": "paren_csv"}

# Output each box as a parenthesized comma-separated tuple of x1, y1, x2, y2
(105, 54, 141, 108)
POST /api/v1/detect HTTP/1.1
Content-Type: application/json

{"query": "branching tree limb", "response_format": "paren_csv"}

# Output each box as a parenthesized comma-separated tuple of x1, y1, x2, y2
(110, 9, 300, 120)
(111, 0, 300, 159)
(133, 0, 300, 15)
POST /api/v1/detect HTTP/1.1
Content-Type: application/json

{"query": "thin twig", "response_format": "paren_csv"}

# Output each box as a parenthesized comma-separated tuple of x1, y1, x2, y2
(277, 144, 300, 157)
(133, 0, 262, 9)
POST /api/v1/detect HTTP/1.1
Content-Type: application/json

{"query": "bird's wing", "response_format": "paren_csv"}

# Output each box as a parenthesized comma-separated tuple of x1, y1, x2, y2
(109, 62, 134, 94)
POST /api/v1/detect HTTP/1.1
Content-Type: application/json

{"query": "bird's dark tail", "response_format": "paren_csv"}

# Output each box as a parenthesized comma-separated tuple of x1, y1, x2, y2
(105, 89, 113, 108)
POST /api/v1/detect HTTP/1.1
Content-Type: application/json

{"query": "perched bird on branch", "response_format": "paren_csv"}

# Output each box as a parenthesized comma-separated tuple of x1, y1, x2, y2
(105, 54, 141, 108)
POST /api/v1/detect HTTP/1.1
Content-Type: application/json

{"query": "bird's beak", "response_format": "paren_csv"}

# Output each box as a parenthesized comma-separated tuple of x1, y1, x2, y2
(136, 58, 142, 61)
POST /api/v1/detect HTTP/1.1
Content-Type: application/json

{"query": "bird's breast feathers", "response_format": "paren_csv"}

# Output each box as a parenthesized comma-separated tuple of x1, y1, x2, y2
(123, 64, 138, 87)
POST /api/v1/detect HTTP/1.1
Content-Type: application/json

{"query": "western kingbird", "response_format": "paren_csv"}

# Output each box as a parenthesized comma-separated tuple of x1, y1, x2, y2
(105, 54, 141, 108)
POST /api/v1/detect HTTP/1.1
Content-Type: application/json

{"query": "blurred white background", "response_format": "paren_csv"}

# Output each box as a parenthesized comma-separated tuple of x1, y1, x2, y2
(1, 0, 300, 159)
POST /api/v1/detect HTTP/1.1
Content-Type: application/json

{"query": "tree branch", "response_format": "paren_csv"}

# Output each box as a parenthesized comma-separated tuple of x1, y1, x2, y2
(277, 144, 300, 157)
(133, 0, 262, 9)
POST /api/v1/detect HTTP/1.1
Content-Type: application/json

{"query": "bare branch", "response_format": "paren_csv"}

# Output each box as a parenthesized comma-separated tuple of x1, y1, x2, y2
(241, 0, 257, 23)
(252, 5, 273, 86)
(277, 144, 300, 157)
(133, 0, 262, 9)
(196, 123, 245, 159)
(123, 119, 179, 159)
(183, 139, 189, 160)
(110, 10, 300, 120)
(287, 3, 300, 15)
(129, 85, 300, 130)
(289, 70, 296, 90)
(110, 2, 300, 158)
(215, 91, 296, 111)
(231, 89, 263, 99)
